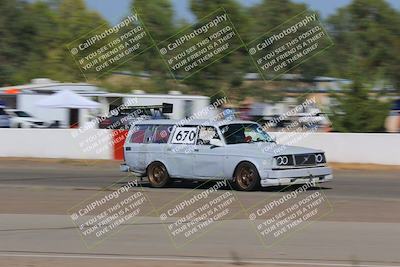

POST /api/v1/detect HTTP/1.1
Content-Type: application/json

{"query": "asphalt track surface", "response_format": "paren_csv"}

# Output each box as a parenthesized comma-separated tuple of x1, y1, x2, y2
(0, 159, 399, 267)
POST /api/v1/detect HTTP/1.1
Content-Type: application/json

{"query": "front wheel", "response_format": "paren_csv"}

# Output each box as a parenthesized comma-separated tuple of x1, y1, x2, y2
(234, 162, 260, 191)
(147, 162, 170, 188)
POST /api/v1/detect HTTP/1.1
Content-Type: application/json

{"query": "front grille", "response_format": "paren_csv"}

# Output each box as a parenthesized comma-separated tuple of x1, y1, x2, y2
(294, 154, 316, 166)
(274, 153, 326, 169)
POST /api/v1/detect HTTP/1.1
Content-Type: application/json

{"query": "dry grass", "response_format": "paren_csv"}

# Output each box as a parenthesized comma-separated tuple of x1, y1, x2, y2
(328, 162, 400, 171)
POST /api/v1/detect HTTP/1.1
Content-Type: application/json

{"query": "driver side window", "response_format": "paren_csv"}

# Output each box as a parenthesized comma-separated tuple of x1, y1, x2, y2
(244, 126, 257, 142)
(196, 126, 220, 145)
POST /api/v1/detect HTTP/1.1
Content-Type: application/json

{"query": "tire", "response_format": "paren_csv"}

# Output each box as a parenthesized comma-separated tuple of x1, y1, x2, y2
(234, 162, 260, 191)
(147, 162, 170, 188)
(17, 123, 22, 128)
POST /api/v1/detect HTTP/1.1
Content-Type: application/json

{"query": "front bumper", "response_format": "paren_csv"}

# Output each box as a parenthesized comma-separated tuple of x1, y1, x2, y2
(259, 166, 333, 187)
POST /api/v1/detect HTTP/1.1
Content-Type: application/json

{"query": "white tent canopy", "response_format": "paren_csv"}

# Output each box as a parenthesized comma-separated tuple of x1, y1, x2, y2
(36, 90, 101, 109)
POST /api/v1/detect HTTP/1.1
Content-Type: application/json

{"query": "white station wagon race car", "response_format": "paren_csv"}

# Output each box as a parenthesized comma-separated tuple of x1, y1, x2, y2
(121, 119, 333, 191)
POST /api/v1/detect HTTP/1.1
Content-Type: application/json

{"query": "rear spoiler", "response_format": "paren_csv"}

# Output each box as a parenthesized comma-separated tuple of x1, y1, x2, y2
(116, 103, 173, 114)
(161, 103, 173, 114)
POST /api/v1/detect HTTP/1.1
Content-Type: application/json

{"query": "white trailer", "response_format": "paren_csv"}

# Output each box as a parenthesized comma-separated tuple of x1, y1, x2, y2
(0, 79, 213, 128)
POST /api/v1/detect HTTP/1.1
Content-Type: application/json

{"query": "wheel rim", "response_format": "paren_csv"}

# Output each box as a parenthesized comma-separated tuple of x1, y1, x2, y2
(149, 165, 167, 185)
(237, 166, 255, 189)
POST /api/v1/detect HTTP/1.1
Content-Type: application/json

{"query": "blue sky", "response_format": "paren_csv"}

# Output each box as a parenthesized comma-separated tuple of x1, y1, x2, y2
(85, 0, 400, 25)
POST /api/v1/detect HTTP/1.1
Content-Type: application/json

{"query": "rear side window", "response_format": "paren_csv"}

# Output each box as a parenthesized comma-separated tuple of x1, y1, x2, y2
(129, 125, 153, 143)
(152, 125, 173, 143)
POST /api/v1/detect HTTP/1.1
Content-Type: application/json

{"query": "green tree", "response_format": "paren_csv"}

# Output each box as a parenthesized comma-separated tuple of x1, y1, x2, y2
(184, 0, 252, 95)
(133, 0, 174, 41)
(53, 0, 108, 81)
(248, 0, 307, 40)
(0, 0, 28, 85)
(190, 0, 250, 38)
(129, 0, 176, 92)
(12, 1, 60, 83)
(0, 0, 108, 85)
(330, 77, 389, 132)
(326, 0, 400, 90)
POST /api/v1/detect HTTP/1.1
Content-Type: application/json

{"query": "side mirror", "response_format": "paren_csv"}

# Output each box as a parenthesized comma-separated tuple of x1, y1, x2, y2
(210, 139, 223, 148)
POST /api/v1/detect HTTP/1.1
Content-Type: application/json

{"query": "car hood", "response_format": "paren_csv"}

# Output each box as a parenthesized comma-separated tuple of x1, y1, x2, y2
(225, 143, 323, 157)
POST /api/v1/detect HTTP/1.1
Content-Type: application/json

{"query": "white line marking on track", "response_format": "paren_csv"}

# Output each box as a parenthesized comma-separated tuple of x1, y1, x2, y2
(0, 253, 399, 267)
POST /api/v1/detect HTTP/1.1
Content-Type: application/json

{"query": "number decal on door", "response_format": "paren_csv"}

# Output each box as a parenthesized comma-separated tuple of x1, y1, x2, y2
(171, 127, 197, 144)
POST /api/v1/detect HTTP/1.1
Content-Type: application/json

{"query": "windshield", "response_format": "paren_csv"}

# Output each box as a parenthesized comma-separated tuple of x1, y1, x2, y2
(219, 123, 274, 144)
(14, 111, 32, 117)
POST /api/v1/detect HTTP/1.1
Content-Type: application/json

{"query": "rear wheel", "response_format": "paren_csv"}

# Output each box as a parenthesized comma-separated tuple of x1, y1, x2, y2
(234, 162, 260, 191)
(147, 162, 170, 188)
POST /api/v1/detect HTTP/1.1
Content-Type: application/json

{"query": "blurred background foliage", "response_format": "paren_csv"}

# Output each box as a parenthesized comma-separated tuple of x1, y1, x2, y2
(0, 0, 399, 132)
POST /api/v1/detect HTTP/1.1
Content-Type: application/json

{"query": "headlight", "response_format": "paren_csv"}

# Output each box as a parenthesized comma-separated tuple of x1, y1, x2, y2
(275, 155, 294, 166)
(277, 156, 289, 165)
(315, 153, 326, 163)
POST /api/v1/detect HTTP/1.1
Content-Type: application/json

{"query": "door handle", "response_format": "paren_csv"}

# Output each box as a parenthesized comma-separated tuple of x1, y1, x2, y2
(166, 148, 172, 151)
(194, 149, 199, 152)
